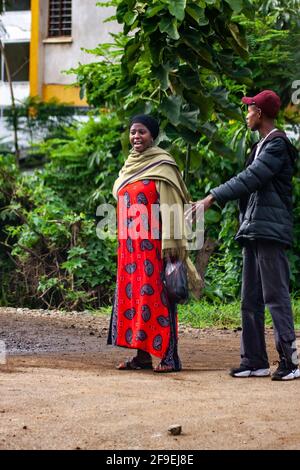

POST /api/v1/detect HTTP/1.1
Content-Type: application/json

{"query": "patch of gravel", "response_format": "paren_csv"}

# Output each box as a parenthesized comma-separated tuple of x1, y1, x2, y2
(0, 307, 110, 355)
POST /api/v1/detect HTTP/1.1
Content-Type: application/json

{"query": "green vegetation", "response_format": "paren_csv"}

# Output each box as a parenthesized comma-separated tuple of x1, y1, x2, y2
(0, 115, 121, 309)
(178, 298, 300, 330)
(0, 0, 299, 310)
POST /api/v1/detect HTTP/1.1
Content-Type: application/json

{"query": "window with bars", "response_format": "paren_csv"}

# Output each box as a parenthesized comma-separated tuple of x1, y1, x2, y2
(48, 0, 72, 38)
(3, 0, 31, 11)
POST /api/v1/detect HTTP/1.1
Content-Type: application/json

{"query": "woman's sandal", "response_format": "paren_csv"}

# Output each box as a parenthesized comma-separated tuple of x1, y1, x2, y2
(116, 358, 153, 370)
(153, 363, 181, 373)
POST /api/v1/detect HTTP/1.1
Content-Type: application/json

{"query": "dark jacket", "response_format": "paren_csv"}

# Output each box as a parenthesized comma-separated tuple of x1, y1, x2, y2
(210, 131, 298, 247)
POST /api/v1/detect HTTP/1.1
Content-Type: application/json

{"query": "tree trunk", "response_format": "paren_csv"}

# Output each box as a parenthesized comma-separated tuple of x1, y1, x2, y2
(196, 237, 218, 282)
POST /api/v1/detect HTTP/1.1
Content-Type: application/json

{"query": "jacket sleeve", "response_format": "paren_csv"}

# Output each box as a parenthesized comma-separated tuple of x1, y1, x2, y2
(210, 138, 287, 206)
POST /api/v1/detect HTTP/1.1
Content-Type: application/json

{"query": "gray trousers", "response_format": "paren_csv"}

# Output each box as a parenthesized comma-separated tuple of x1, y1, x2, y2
(240, 239, 298, 369)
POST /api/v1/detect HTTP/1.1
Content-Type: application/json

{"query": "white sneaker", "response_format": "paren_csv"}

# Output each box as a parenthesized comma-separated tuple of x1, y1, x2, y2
(230, 366, 270, 377)
(272, 366, 300, 381)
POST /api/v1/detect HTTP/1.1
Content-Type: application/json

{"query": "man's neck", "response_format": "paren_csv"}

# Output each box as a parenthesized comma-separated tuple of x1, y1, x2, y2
(258, 122, 276, 138)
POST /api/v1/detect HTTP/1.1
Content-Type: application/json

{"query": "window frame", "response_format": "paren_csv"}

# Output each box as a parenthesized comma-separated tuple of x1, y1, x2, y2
(48, 0, 72, 38)
(0, 41, 30, 83)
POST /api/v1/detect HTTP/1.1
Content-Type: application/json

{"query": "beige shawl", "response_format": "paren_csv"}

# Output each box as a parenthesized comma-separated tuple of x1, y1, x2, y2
(113, 146, 190, 202)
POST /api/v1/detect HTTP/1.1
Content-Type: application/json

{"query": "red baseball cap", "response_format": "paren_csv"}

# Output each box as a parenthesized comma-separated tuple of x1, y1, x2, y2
(242, 90, 281, 118)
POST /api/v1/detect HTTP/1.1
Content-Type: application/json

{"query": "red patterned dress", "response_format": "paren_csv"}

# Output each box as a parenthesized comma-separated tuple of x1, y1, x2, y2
(108, 179, 180, 368)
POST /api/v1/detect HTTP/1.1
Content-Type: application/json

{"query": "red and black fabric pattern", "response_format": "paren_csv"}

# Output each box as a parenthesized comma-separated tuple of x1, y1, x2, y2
(115, 179, 171, 359)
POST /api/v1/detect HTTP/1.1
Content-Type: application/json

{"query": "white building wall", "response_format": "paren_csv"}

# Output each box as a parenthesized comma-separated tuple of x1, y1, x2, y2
(0, 10, 31, 42)
(0, 82, 29, 106)
(43, 0, 121, 85)
(0, 10, 31, 107)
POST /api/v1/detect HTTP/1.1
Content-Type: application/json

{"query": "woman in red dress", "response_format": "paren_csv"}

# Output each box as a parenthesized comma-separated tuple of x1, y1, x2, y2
(108, 115, 200, 372)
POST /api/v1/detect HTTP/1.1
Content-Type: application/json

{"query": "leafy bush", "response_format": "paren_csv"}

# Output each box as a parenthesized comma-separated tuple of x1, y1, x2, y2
(39, 113, 123, 210)
(0, 114, 122, 309)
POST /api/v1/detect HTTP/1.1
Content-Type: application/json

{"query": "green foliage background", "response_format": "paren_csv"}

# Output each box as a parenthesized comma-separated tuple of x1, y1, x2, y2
(0, 0, 299, 310)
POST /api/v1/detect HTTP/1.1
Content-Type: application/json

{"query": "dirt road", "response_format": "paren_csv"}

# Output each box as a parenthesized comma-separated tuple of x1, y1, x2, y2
(1, 307, 299, 450)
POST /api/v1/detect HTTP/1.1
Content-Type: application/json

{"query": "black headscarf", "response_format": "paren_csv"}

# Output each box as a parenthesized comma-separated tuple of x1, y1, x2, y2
(129, 114, 160, 140)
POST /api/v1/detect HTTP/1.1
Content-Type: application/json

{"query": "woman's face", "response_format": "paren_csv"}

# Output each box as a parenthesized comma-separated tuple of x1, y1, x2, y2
(130, 123, 153, 153)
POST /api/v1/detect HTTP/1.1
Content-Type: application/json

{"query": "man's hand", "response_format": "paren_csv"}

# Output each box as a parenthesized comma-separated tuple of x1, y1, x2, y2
(185, 194, 215, 221)
(200, 194, 215, 211)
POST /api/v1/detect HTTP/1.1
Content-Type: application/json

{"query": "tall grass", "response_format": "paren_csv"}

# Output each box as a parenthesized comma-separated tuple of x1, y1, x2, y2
(178, 298, 300, 330)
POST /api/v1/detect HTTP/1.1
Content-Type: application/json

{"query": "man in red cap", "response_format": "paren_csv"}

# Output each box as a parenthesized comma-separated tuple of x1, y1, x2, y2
(189, 89, 299, 381)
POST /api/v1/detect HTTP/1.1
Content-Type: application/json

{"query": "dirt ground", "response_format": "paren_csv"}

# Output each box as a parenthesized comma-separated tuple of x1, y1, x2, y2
(1, 307, 300, 450)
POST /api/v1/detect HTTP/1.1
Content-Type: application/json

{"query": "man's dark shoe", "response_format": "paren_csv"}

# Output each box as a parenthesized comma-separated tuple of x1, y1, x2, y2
(271, 360, 300, 381)
(230, 365, 270, 378)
